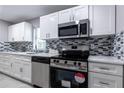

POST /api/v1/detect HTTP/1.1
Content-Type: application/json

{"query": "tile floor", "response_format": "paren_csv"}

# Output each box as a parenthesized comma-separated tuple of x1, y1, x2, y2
(0, 73, 33, 88)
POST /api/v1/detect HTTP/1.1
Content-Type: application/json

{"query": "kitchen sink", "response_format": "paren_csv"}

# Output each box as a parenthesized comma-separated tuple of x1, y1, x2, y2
(26, 52, 37, 54)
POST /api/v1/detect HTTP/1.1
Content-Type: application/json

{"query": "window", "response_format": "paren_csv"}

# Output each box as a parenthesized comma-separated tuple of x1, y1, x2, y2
(33, 28, 46, 51)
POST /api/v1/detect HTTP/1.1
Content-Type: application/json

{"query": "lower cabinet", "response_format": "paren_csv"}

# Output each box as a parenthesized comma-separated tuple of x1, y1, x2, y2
(0, 54, 32, 83)
(0, 56, 12, 75)
(21, 62, 31, 83)
(88, 72, 123, 88)
(12, 61, 22, 79)
(88, 62, 123, 88)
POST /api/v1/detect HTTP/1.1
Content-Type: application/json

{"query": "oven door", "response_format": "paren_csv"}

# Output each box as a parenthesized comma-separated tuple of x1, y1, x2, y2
(50, 67, 88, 88)
(58, 21, 79, 38)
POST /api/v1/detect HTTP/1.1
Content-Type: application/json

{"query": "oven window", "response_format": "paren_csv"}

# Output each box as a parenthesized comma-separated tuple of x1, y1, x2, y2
(80, 23, 87, 35)
(50, 67, 88, 88)
(59, 25, 78, 37)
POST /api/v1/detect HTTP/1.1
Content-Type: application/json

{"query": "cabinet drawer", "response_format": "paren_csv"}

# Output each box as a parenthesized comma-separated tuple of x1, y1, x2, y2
(13, 55, 31, 62)
(88, 72, 123, 88)
(89, 62, 123, 76)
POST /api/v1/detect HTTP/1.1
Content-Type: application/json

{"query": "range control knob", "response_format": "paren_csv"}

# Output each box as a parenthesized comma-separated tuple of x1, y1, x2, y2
(56, 60, 59, 63)
(74, 62, 77, 65)
(65, 61, 67, 64)
(53, 59, 56, 63)
(78, 62, 81, 66)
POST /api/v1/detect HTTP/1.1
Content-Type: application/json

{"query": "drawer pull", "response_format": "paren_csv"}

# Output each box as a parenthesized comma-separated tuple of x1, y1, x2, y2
(99, 81, 110, 85)
(99, 67, 110, 70)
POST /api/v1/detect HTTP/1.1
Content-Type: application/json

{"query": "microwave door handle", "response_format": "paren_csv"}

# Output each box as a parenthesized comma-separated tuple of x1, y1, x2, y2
(79, 26, 82, 36)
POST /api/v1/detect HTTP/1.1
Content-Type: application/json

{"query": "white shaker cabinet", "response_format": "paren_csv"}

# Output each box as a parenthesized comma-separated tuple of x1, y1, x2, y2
(11, 55, 32, 83)
(58, 8, 72, 24)
(89, 5, 115, 36)
(0, 53, 32, 83)
(72, 5, 89, 21)
(8, 25, 14, 41)
(40, 5, 88, 39)
(21, 62, 31, 83)
(40, 12, 58, 39)
(88, 62, 123, 88)
(89, 72, 123, 88)
(40, 15, 49, 39)
(59, 5, 89, 24)
(116, 5, 124, 33)
(12, 61, 22, 79)
(8, 22, 32, 42)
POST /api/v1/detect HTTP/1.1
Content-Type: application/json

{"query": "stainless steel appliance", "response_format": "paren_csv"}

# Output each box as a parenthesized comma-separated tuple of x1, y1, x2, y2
(50, 45, 89, 88)
(32, 56, 50, 88)
(58, 19, 89, 38)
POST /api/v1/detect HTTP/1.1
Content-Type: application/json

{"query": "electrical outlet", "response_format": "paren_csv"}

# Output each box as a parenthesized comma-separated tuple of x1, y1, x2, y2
(90, 44, 95, 49)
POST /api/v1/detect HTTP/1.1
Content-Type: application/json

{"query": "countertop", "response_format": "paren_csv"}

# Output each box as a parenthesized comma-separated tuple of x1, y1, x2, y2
(0, 52, 123, 65)
(0, 52, 59, 57)
(88, 56, 124, 65)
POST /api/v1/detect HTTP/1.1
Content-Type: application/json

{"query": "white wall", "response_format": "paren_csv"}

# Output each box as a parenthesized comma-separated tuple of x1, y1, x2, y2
(27, 18, 40, 28)
(0, 20, 11, 42)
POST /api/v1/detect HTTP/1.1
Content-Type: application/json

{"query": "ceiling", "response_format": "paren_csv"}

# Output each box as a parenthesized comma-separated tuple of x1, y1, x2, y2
(0, 5, 76, 23)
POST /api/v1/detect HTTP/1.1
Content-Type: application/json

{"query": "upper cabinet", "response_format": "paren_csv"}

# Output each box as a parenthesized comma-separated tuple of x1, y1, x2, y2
(58, 8, 72, 24)
(40, 12, 58, 39)
(59, 5, 88, 24)
(8, 22, 32, 42)
(72, 6, 89, 21)
(116, 6, 124, 34)
(40, 5, 116, 39)
(89, 5, 115, 36)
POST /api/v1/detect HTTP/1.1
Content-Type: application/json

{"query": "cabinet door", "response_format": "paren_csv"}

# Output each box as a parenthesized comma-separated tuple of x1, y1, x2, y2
(12, 61, 22, 79)
(0, 60, 5, 72)
(40, 16, 49, 39)
(88, 72, 123, 88)
(2, 60, 11, 74)
(24, 22, 32, 41)
(8, 26, 14, 41)
(90, 5, 115, 36)
(14, 23, 25, 41)
(47, 12, 58, 39)
(22, 62, 31, 83)
(89, 62, 123, 76)
(72, 5, 88, 21)
(116, 5, 124, 34)
(40, 12, 58, 39)
(59, 8, 72, 24)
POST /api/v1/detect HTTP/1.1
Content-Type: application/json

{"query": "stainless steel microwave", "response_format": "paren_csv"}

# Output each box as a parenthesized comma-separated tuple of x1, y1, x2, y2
(58, 19, 89, 38)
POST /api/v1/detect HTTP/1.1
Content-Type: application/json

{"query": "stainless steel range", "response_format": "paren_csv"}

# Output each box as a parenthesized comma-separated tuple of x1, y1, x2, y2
(50, 45, 89, 88)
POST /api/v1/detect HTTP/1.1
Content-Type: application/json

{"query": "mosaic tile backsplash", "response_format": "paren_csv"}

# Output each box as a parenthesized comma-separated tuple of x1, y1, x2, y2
(46, 35, 115, 56)
(113, 31, 124, 61)
(0, 42, 33, 52)
(0, 32, 123, 61)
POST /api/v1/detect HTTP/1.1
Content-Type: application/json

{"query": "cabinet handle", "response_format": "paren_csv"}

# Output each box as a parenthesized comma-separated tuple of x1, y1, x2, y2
(22, 68, 23, 72)
(46, 34, 47, 38)
(12, 38, 14, 41)
(20, 68, 23, 72)
(73, 16, 75, 21)
(90, 28, 92, 35)
(48, 33, 50, 38)
(70, 16, 71, 21)
(99, 67, 110, 71)
(22, 37, 24, 40)
(99, 81, 110, 86)
(11, 63, 12, 67)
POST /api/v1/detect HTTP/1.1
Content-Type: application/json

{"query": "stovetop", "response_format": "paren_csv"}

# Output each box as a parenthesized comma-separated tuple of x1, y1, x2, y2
(51, 55, 89, 61)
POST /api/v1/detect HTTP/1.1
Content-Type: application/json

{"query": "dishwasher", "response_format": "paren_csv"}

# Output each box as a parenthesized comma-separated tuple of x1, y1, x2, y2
(32, 56, 50, 88)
